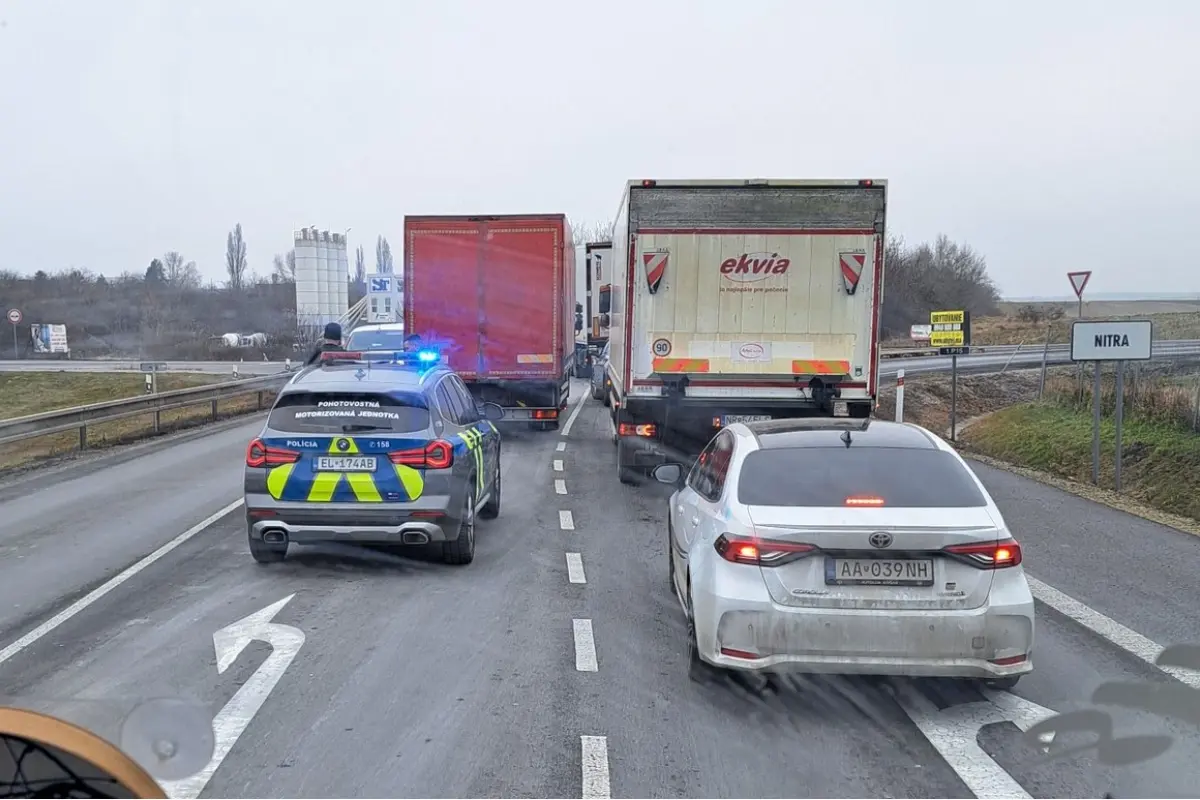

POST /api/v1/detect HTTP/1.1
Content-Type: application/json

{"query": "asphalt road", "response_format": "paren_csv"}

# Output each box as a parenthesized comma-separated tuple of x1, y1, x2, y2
(2, 381, 1200, 798)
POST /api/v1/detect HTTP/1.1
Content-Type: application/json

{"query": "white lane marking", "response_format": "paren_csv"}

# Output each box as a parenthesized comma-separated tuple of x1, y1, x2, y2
(556, 442, 566, 452)
(0, 498, 244, 667)
(162, 595, 305, 799)
(894, 685, 1057, 800)
(566, 552, 586, 584)
(561, 391, 587, 437)
(581, 735, 611, 799)
(1027, 575, 1200, 689)
(573, 618, 598, 671)
(555, 479, 567, 495)
(553, 459, 564, 471)
(559, 510, 575, 530)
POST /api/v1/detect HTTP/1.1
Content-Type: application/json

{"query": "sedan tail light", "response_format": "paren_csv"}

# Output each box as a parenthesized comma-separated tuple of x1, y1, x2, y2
(388, 440, 454, 469)
(714, 534, 816, 567)
(943, 539, 1022, 569)
(246, 438, 300, 468)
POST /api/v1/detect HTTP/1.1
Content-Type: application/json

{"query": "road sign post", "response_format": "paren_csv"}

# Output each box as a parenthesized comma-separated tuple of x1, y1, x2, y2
(6, 308, 21, 359)
(1070, 319, 1153, 487)
(930, 310, 971, 441)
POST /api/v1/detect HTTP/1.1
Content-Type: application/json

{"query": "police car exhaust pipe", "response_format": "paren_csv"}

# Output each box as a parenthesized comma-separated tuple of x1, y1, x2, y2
(402, 531, 430, 545)
(261, 529, 288, 545)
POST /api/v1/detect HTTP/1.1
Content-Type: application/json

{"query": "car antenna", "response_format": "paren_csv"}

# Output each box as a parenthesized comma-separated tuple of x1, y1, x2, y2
(841, 429, 852, 448)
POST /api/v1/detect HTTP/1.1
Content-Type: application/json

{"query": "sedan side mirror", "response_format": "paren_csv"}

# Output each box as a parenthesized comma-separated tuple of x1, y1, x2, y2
(650, 463, 684, 486)
(478, 402, 505, 422)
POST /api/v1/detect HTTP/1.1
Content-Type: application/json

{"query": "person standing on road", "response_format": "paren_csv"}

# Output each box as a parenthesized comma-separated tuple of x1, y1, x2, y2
(305, 322, 345, 366)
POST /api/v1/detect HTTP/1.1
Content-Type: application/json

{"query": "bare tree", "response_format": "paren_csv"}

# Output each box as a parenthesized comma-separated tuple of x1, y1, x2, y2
(272, 252, 295, 283)
(375, 236, 394, 274)
(879, 234, 1000, 338)
(161, 251, 201, 289)
(225, 223, 248, 291)
(354, 245, 367, 285)
(570, 219, 614, 245)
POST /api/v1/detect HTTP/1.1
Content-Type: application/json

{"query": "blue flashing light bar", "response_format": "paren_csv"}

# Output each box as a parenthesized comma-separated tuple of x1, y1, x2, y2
(318, 349, 441, 367)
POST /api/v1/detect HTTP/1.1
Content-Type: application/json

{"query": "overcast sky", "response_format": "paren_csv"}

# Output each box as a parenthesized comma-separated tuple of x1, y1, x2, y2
(1, 0, 1196, 297)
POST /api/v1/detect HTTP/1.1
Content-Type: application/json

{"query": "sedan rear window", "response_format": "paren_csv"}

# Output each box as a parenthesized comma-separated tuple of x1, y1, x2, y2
(268, 391, 430, 433)
(737, 447, 987, 508)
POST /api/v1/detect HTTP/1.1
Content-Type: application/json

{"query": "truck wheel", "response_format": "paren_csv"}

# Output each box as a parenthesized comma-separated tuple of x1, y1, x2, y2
(616, 440, 640, 485)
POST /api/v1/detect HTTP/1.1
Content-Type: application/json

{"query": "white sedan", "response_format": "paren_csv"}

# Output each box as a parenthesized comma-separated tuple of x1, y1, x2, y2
(650, 417, 1035, 689)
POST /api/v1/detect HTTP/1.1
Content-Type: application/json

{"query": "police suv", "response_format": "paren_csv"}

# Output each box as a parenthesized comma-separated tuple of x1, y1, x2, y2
(244, 349, 504, 565)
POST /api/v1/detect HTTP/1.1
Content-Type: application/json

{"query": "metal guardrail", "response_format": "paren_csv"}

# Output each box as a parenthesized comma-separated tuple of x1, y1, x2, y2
(0, 372, 292, 450)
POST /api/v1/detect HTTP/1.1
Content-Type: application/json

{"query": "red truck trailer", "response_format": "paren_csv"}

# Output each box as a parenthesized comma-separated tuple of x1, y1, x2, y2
(403, 214, 576, 429)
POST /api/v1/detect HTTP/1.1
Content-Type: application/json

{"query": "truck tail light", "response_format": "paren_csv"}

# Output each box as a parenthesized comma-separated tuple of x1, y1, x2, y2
(389, 440, 454, 469)
(618, 422, 656, 438)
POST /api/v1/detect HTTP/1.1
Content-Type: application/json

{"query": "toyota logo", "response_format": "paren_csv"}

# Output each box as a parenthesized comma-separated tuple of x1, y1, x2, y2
(868, 531, 893, 549)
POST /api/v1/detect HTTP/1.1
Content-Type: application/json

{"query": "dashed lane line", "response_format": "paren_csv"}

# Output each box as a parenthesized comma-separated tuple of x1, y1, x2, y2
(566, 553, 586, 584)
(0, 499, 245, 667)
(554, 459, 564, 471)
(559, 510, 575, 530)
(573, 619, 598, 671)
(555, 479, 567, 495)
(581, 735, 611, 799)
(557, 441, 566, 452)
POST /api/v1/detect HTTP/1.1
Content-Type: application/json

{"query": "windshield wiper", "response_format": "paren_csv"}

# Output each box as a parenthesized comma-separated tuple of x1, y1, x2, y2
(340, 423, 391, 432)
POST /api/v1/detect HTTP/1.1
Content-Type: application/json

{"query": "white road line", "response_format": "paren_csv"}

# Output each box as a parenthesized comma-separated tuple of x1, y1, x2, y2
(0, 499, 245, 667)
(573, 618, 598, 671)
(555, 479, 567, 495)
(553, 459, 564, 471)
(1028, 575, 1200, 689)
(559, 510, 575, 530)
(561, 391, 587, 437)
(566, 552, 586, 584)
(581, 735, 611, 799)
(556, 441, 566, 452)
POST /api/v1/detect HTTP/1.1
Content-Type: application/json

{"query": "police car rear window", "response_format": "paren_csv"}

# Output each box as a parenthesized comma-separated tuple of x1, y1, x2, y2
(736, 448, 987, 508)
(345, 330, 409, 351)
(268, 392, 430, 433)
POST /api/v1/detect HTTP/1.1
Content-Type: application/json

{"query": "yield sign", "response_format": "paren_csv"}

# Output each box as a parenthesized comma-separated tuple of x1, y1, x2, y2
(1067, 271, 1091, 298)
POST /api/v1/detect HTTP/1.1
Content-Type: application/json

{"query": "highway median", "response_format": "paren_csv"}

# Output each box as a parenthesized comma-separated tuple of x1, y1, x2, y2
(0, 371, 286, 473)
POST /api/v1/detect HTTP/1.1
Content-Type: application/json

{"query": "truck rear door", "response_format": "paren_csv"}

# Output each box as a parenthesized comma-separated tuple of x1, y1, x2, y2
(628, 182, 886, 394)
(405, 221, 484, 377)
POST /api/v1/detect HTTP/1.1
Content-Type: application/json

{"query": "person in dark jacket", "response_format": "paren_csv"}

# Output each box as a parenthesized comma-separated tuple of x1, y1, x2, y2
(305, 322, 345, 366)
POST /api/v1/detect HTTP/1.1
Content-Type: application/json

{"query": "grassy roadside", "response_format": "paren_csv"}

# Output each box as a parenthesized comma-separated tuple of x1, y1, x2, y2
(0, 372, 278, 472)
(961, 403, 1200, 521)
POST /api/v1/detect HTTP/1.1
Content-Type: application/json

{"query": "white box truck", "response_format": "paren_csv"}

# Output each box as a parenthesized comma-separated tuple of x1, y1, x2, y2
(607, 178, 887, 483)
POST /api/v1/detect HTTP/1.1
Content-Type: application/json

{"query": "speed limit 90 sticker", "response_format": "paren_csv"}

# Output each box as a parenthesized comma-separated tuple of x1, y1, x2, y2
(652, 338, 672, 357)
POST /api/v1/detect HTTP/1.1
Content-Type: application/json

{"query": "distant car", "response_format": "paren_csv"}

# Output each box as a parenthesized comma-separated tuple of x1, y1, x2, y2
(344, 322, 408, 352)
(652, 418, 1034, 689)
(244, 349, 504, 566)
(589, 340, 611, 404)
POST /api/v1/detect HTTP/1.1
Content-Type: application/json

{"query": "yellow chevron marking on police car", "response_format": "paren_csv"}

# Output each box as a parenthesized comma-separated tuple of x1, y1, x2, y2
(395, 465, 423, 499)
(266, 464, 295, 500)
(346, 472, 382, 502)
(307, 472, 340, 502)
(460, 428, 485, 495)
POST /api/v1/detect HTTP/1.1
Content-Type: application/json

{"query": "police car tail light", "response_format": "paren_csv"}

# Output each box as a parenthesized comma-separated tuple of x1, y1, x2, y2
(713, 534, 815, 567)
(246, 438, 300, 468)
(942, 539, 1022, 569)
(388, 439, 453, 469)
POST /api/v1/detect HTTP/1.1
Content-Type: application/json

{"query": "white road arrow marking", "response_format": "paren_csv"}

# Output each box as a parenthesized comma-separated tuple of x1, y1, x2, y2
(161, 594, 305, 799)
(896, 685, 1057, 799)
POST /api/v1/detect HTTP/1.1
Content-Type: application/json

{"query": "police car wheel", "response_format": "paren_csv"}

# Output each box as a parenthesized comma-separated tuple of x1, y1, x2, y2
(480, 463, 501, 520)
(441, 487, 476, 565)
(249, 538, 286, 564)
